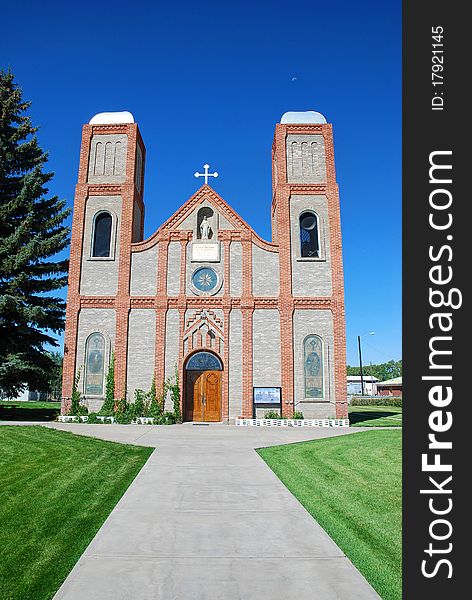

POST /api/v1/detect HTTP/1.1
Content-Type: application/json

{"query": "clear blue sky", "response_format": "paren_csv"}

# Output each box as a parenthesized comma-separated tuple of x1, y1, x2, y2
(1, 0, 401, 366)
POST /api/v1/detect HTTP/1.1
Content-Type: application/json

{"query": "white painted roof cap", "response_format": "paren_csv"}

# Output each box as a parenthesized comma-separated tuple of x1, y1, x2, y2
(89, 111, 135, 125)
(280, 110, 327, 124)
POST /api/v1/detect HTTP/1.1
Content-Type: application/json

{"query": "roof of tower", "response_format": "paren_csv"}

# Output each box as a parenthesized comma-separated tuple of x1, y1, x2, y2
(89, 111, 135, 124)
(280, 110, 327, 124)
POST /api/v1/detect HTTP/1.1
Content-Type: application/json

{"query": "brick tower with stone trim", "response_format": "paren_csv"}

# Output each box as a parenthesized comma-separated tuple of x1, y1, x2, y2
(61, 112, 146, 412)
(271, 113, 348, 419)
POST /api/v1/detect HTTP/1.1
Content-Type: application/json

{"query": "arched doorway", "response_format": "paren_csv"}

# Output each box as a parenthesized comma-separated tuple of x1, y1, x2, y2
(184, 351, 223, 422)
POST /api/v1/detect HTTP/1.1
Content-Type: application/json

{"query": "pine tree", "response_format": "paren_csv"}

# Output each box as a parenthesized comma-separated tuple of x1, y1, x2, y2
(0, 70, 71, 397)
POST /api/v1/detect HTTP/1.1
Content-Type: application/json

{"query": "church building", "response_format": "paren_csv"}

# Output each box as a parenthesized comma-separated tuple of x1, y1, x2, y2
(61, 110, 348, 421)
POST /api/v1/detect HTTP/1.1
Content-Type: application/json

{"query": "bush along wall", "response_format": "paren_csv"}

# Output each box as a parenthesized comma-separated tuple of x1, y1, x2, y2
(350, 396, 402, 407)
(63, 365, 182, 425)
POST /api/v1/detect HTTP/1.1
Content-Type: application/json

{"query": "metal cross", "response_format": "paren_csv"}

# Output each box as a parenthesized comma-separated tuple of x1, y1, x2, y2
(194, 164, 218, 185)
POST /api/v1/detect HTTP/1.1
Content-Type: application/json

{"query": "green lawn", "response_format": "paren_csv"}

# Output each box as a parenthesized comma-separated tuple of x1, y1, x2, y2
(0, 426, 152, 600)
(349, 404, 402, 427)
(258, 430, 401, 600)
(0, 401, 61, 422)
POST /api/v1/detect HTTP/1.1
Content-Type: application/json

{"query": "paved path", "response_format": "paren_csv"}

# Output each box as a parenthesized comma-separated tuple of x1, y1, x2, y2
(43, 423, 380, 600)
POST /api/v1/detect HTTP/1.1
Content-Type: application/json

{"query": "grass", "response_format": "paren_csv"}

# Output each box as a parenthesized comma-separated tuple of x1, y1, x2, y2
(0, 401, 62, 422)
(349, 404, 402, 427)
(258, 430, 401, 600)
(0, 426, 153, 600)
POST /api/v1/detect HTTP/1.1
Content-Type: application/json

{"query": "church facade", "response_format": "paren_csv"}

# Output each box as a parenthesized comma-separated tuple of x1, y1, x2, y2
(61, 110, 347, 421)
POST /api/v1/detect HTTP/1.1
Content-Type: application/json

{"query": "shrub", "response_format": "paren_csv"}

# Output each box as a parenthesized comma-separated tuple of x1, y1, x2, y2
(293, 411, 304, 419)
(159, 411, 178, 425)
(114, 394, 133, 424)
(167, 366, 181, 423)
(133, 389, 145, 417)
(351, 396, 402, 407)
(87, 412, 100, 424)
(148, 377, 163, 420)
(69, 368, 88, 416)
(264, 410, 285, 419)
(76, 404, 89, 416)
(99, 352, 115, 415)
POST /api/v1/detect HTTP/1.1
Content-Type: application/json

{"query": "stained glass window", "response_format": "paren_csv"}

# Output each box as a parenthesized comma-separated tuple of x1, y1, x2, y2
(304, 335, 323, 398)
(85, 333, 105, 395)
(92, 212, 112, 257)
(186, 352, 222, 371)
(299, 211, 320, 258)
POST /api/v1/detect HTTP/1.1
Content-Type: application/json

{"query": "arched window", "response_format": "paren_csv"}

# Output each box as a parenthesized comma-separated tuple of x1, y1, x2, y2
(299, 211, 320, 258)
(186, 351, 223, 371)
(304, 335, 323, 398)
(92, 212, 112, 257)
(84, 333, 106, 396)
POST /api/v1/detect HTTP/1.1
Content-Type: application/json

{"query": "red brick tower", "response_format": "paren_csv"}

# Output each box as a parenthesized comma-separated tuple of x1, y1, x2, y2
(61, 112, 146, 412)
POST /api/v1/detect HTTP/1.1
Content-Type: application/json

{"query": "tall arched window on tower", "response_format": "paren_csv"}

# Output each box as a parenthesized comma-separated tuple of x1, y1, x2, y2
(304, 335, 323, 398)
(299, 211, 320, 258)
(92, 211, 112, 257)
(84, 332, 106, 396)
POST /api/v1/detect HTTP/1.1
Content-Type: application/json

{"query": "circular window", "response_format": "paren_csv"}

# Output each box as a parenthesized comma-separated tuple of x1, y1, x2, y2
(300, 213, 316, 230)
(192, 267, 218, 292)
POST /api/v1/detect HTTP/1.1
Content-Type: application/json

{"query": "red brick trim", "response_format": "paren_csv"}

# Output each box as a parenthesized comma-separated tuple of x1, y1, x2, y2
(222, 308, 230, 421)
(76, 295, 334, 311)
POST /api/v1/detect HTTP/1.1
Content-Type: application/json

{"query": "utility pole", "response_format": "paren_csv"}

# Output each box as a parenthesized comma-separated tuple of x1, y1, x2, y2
(358, 335, 365, 396)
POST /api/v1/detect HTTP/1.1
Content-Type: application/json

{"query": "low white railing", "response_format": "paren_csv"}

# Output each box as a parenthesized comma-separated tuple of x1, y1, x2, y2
(236, 418, 350, 427)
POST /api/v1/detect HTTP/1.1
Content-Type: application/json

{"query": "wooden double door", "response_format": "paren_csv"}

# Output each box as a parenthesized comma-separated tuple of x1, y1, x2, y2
(185, 370, 221, 422)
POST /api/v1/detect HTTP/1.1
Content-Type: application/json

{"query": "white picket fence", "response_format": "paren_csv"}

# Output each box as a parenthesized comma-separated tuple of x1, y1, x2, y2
(236, 418, 350, 428)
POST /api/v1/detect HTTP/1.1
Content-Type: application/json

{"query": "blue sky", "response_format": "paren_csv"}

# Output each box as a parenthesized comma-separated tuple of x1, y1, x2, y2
(1, 0, 401, 366)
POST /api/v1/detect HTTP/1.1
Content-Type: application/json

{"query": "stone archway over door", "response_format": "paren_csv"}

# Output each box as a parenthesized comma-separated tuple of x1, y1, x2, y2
(184, 351, 222, 422)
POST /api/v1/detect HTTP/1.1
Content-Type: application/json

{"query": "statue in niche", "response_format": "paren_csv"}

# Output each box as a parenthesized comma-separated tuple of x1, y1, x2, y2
(200, 216, 212, 240)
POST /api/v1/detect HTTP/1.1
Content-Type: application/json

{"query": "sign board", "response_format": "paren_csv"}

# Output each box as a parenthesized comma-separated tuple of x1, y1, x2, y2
(253, 387, 282, 417)
(191, 242, 220, 262)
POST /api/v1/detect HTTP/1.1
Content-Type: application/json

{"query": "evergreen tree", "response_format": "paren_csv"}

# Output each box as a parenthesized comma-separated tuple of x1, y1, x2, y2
(0, 70, 70, 396)
(46, 350, 63, 399)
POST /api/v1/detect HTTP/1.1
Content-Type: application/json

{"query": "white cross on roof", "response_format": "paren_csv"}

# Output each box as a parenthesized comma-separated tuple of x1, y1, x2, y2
(194, 164, 218, 185)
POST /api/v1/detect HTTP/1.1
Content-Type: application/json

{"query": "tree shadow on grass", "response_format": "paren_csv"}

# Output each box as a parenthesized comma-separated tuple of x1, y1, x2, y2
(349, 410, 401, 426)
(0, 406, 60, 422)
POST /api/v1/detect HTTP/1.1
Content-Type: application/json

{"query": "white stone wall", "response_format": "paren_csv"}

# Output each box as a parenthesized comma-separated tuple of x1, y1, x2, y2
(80, 195, 121, 296)
(252, 309, 281, 387)
(229, 309, 243, 420)
(87, 134, 128, 184)
(164, 309, 180, 410)
(126, 309, 156, 400)
(252, 245, 279, 296)
(290, 194, 332, 297)
(230, 242, 243, 296)
(286, 134, 326, 183)
(76, 308, 116, 411)
(166, 242, 181, 296)
(293, 309, 335, 418)
(130, 245, 158, 296)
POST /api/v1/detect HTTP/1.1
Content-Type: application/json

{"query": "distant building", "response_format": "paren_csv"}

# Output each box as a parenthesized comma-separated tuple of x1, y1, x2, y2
(347, 375, 379, 396)
(376, 376, 402, 397)
(2, 389, 48, 402)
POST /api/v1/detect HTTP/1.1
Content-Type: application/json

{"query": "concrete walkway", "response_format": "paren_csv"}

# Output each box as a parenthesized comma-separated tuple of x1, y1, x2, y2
(44, 423, 380, 600)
